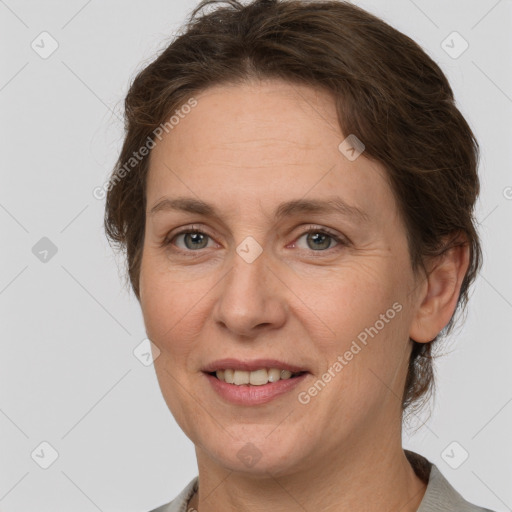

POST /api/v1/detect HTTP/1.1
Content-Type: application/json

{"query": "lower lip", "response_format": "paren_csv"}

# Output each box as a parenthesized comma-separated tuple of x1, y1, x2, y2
(204, 372, 308, 405)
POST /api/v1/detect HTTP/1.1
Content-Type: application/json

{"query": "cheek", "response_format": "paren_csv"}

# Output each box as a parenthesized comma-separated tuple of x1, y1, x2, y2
(310, 258, 412, 384)
(139, 252, 212, 365)
(140, 254, 184, 347)
(317, 260, 405, 335)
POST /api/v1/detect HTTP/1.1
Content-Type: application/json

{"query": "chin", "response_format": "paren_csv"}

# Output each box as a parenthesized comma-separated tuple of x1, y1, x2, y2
(197, 427, 309, 477)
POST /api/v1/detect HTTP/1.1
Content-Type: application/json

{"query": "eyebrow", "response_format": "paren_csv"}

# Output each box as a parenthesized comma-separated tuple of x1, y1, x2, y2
(149, 196, 370, 224)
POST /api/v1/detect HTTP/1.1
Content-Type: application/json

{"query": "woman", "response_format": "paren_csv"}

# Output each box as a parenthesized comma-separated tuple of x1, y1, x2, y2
(104, 1, 494, 510)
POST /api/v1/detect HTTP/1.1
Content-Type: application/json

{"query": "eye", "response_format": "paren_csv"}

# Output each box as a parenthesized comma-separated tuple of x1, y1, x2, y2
(293, 226, 345, 252)
(165, 228, 215, 251)
(162, 225, 348, 255)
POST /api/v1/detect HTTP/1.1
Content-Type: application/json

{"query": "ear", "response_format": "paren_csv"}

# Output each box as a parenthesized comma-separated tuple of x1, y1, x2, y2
(409, 235, 470, 343)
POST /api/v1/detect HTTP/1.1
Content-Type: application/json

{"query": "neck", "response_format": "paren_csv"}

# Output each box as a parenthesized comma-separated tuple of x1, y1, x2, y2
(189, 435, 427, 512)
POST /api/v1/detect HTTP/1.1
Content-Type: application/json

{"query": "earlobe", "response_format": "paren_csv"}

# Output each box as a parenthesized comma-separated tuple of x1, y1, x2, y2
(409, 239, 470, 344)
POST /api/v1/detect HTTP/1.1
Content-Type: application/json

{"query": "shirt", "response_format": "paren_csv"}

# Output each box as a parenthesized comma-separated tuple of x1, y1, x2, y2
(148, 450, 496, 512)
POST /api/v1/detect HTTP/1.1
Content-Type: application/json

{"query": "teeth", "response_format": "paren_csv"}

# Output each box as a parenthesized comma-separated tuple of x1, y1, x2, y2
(268, 368, 281, 382)
(214, 368, 301, 386)
(234, 370, 250, 385)
(249, 369, 268, 385)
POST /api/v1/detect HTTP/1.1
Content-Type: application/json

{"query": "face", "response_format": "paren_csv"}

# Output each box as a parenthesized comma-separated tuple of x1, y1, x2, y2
(139, 79, 424, 477)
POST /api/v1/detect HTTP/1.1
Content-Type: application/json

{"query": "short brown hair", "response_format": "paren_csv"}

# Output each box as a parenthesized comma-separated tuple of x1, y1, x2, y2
(104, 0, 481, 415)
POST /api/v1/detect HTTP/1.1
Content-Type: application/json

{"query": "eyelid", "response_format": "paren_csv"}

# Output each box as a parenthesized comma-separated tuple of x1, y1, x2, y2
(300, 224, 346, 241)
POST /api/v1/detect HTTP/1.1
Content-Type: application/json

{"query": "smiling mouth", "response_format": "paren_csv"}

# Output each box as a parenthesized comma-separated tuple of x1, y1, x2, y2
(207, 368, 307, 386)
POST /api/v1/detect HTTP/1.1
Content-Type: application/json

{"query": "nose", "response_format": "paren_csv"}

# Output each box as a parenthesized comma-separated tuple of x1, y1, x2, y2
(212, 244, 288, 339)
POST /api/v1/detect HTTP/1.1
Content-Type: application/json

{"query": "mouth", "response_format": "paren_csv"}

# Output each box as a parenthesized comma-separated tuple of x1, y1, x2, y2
(201, 358, 310, 404)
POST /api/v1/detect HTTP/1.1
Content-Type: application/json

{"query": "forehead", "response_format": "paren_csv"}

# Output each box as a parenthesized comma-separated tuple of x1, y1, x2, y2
(146, 79, 395, 223)
(150, 80, 347, 169)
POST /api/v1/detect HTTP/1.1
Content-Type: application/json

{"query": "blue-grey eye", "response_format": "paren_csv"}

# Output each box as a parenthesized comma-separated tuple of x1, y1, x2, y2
(296, 230, 340, 251)
(175, 231, 212, 250)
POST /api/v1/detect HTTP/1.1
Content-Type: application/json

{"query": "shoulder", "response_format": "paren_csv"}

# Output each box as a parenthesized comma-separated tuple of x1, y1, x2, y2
(147, 476, 198, 512)
(406, 450, 497, 512)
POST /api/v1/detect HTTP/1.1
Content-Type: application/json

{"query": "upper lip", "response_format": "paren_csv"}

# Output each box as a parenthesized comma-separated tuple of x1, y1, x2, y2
(202, 358, 309, 373)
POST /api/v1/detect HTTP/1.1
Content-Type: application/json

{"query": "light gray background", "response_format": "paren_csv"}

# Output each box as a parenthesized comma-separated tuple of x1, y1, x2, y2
(1, 0, 511, 511)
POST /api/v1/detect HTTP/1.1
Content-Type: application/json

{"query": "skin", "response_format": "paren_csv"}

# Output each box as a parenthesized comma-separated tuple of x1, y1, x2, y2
(139, 79, 469, 512)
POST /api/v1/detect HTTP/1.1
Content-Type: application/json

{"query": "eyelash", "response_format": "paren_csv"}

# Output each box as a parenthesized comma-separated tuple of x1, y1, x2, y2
(162, 224, 348, 256)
